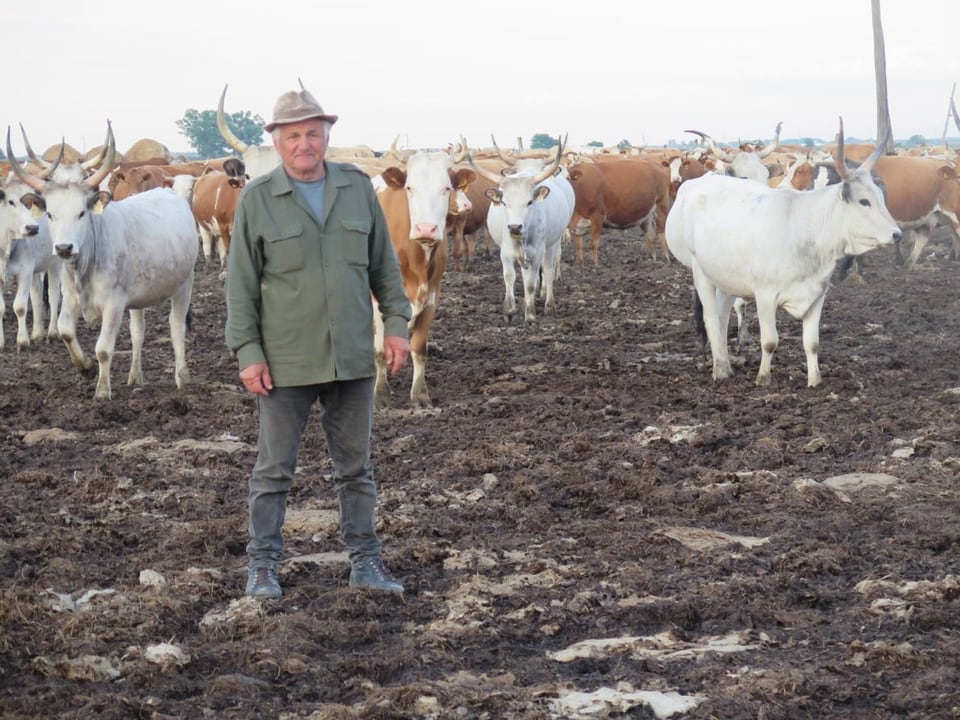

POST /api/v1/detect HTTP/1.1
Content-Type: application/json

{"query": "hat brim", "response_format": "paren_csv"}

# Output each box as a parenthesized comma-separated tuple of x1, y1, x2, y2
(264, 113, 339, 133)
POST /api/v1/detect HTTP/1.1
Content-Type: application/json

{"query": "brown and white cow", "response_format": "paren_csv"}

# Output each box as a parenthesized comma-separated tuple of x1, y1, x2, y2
(190, 158, 247, 275)
(373, 150, 476, 408)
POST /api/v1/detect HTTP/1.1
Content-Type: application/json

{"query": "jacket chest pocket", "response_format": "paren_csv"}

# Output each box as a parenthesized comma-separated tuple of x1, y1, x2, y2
(263, 222, 304, 272)
(338, 218, 371, 267)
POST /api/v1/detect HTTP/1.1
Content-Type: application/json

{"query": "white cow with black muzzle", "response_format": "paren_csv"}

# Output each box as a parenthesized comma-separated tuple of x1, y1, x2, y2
(467, 136, 575, 323)
(7, 123, 199, 400)
(665, 118, 902, 387)
(0, 179, 41, 350)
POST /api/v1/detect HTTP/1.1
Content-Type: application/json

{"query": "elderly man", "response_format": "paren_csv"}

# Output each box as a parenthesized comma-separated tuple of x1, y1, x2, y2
(225, 83, 411, 598)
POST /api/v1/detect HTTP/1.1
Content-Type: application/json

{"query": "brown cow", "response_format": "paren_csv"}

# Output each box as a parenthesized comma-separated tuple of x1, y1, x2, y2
(190, 158, 247, 276)
(566, 156, 673, 265)
(447, 161, 498, 270)
(871, 155, 960, 265)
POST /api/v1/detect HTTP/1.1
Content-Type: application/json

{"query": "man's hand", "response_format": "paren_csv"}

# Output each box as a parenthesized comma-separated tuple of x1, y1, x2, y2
(383, 336, 410, 375)
(239, 362, 274, 397)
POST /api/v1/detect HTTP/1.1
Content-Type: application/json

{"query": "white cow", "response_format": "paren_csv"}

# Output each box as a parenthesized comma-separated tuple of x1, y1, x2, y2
(1, 137, 121, 351)
(8, 125, 199, 400)
(0, 182, 41, 349)
(468, 139, 575, 323)
(686, 122, 782, 183)
(5, 215, 61, 349)
(665, 120, 901, 387)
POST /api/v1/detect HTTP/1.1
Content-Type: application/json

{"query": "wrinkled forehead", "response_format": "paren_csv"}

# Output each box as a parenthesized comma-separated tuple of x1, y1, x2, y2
(42, 182, 91, 216)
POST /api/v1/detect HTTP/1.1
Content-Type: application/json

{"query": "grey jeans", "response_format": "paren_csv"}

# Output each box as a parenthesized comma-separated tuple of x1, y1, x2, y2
(246, 378, 382, 568)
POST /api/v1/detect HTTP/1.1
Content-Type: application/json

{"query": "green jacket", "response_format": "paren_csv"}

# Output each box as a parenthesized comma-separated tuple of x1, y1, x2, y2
(225, 161, 411, 386)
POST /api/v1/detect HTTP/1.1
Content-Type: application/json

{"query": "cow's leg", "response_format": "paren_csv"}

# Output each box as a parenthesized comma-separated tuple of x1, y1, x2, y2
(0, 278, 6, 351)
(198, 224, 215, 266)
(371, 299, 391, 408)
(541, 241, 562, 315)
(27, 273, 45, 344)
(520, 258, 541, 323)
(217, 234, 229, 280)
(692, 267, 730, 380)
(58, 272, 94, 376)
(46, 270, 61, 340)
(409, 309, 434, 409)
(93, 303, 125, 400)
(906, 228, 931, 267)
(568, 215, 586, 264)
(13, 271, 36, 349)
(127, 308, 146, 387)
(717, 291, 737, 350)
(500, 246, 518, 322)
(589, 217, 603, 266)
(169, 272, 194, 389)
(733, 297, 751, 349)
(801, 293, 827, 387)
(753, 292, 780, 386)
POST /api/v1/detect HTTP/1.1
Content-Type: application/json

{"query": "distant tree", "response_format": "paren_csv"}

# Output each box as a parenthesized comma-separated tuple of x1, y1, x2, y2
(802, 137, 815, 149)
(0, 147, 6, 161)
(905, 134, 926, 147)
(176, 108, 265, 158)
(530, 133, 559, 150)
(586, 140, 603, 148)
(616, 139, 631, 151)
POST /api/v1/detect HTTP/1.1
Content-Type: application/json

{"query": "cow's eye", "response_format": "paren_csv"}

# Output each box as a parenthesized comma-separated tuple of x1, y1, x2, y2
(859, 199, 870, 207)
(78, 211, 85, 219)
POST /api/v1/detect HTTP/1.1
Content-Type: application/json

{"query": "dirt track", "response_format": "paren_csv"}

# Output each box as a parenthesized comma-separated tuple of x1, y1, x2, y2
(2, 223, 960, 719)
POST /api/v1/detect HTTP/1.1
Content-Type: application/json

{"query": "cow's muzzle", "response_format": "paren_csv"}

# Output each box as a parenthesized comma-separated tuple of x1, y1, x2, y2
(24, 224, 39, 237)
(55, 244, 75, 259)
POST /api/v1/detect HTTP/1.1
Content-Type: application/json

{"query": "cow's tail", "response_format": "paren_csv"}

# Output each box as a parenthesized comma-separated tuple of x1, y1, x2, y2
(692, 288, 707, 356)
(186, 305, 193, 333)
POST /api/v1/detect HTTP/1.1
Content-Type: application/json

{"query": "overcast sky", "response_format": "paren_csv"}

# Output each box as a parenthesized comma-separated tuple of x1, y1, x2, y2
(7, 0, 959, 156)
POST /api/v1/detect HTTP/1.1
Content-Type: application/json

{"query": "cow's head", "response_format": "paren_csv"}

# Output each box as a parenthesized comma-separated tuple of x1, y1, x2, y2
(7, 122, 116, 260)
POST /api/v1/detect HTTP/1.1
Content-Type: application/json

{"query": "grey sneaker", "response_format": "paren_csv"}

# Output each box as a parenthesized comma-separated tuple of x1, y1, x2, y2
(349, 557, 404, 593)
(245, 566, 282, 599)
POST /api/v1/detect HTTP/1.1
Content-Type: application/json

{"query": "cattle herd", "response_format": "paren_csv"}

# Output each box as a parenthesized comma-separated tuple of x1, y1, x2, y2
(3, 90, 960, 716)
(1, 98, 959, 403)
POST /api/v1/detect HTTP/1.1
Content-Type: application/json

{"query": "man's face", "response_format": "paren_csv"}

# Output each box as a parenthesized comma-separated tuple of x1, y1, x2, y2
(273, 119, 330, 180)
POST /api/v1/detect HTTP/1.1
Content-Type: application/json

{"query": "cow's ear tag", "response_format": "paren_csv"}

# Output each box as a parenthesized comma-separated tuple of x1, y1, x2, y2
(92, 199, 105, 214)
(30, 205, 43, 218)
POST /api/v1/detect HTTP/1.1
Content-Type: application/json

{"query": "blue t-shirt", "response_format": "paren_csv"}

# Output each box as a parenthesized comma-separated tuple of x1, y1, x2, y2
(291, 176, 326, 220)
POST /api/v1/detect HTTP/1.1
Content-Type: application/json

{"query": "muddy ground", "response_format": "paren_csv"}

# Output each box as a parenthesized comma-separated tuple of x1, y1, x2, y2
(1, 222, 960, 720)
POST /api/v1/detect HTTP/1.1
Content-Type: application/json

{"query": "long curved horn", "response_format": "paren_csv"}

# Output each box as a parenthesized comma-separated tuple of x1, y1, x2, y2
(217, 84, 250, 154)
(490, 135, 516, 166)
(80, 125, 113, 171)
(84, 121, 116, 190)
(463, 136, 505, 185)
(757, 121, 783, 159)
(449, 140, 467, 164)
(530, 133, 565, 186)
(40, 141, 65, 180)
(382, 134, 406, 164)
(6, 127, 46, 192)
(19, 123, 50, 169)
(951, 96, 960, 135)
(860, 125, 889, 174)
(833, 117, 851, 181)
(685, 129, 734, 161)
(18, 123, 64, 180)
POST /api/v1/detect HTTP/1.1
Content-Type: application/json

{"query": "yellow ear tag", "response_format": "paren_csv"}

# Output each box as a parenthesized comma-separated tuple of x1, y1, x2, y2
(30, 205, 43, 218)
(92, 199, 105, 214)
